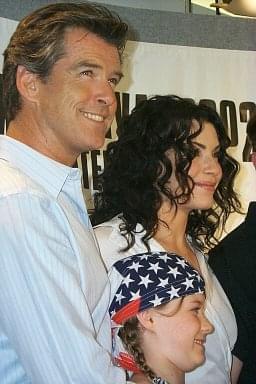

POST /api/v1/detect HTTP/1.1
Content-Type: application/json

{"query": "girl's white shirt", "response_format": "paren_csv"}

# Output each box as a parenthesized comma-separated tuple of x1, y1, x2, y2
(94, 216, 237, 384)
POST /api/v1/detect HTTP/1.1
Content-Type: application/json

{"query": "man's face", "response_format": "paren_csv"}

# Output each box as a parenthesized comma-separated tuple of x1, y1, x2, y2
(36, 27, 122, 165)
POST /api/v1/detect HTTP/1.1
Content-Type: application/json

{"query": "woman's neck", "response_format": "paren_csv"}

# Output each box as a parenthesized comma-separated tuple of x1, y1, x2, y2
(154, 202, 200, 271)
(155, 202, 188, 251)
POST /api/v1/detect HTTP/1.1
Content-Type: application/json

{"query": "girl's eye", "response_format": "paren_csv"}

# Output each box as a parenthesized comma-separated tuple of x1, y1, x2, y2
(191, 307, 201, 314)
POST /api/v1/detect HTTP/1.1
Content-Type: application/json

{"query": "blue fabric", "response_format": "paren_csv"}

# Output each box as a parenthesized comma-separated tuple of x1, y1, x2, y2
(109, 251, 205, 324)
(0, 136, 125, 383)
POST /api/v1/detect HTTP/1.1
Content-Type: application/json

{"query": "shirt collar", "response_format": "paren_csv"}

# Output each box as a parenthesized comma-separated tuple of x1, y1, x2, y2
(0, 135, 81, 198)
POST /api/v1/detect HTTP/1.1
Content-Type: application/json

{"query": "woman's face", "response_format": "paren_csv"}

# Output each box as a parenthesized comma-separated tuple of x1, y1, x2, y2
(148, 293, 214, 373)
(167, 121, 223, 211)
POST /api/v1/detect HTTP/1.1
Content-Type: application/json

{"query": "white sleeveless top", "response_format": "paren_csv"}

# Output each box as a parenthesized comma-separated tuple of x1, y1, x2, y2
(94, 216, 237, 384)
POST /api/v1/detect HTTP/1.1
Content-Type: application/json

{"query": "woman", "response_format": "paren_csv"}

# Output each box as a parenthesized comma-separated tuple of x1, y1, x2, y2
(92, 95, 241, 383)
(109, 251, 213, 384)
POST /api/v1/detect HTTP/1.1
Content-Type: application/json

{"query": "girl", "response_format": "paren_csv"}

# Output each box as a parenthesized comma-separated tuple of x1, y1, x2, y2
(109, 251, 213, 384)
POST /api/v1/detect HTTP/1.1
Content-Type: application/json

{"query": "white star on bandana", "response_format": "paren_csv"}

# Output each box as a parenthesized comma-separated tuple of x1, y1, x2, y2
(149, 294, 163, 307)
(115, 291, 125, 304)
(130, 289, 141, 301)
(182, 278, 195, 290)
(168, 266, 182, 279)
(149, 262, 163, 274)
(176, 258, 187, 268)
(123, 274, 134, 287)
(168, 285, 181, 299)
(128, 261, 142, 272)
(139, 274, 154, 288)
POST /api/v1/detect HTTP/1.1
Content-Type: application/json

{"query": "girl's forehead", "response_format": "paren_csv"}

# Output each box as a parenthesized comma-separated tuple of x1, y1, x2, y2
(151, 293, 205, 318)
(183, 293, 205, 304)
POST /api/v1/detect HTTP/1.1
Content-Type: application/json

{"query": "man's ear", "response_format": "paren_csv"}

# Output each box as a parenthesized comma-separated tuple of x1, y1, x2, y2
(136, 309, 155, 332)
(16, 65, 39, 102)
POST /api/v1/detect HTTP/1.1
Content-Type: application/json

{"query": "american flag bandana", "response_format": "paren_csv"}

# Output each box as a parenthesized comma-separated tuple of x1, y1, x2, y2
(109, 251, 205, 324)
(108, 251, 205, 372)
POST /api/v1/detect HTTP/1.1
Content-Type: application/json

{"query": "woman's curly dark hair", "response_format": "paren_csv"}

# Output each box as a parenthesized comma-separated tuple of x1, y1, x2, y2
(92, 95, 241, 251)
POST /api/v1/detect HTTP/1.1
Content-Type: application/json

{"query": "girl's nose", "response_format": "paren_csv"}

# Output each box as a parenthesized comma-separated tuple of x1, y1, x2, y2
(201, 312, 214, 335)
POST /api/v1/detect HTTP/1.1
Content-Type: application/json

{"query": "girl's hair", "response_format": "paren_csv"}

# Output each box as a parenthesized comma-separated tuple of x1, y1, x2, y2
(119, 316, 155, 380)
(119, 298, 184, 380)
(92, 95, 241, 251)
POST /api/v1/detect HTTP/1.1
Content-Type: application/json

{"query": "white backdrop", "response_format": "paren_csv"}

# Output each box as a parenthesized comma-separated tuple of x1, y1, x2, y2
(1, 16, 256, 234)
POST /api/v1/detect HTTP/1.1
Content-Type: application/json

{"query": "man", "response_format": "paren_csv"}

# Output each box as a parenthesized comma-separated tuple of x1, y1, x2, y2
(0, 3, 146, 383)
(209, 115, 256, 384)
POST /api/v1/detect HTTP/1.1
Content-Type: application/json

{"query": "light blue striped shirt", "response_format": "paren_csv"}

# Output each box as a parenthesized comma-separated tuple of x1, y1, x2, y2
(0, 136, 126, 383)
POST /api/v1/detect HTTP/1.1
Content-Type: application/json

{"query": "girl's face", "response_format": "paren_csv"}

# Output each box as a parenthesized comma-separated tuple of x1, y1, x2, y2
(167, 121, 223, 211)
(148, 293, 213, 373)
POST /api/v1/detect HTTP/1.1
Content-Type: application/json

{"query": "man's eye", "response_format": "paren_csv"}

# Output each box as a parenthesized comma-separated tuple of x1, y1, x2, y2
(108, 78, 119, 87)
(80, 70, 93, 77)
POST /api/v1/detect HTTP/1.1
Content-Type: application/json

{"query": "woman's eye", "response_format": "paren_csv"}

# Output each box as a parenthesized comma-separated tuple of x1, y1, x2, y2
(214, 151, 221, 159)
(192, 147, 200, 157)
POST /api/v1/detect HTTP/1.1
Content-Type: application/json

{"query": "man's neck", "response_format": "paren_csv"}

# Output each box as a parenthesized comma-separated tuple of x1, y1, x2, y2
(7, 119, 77, 167)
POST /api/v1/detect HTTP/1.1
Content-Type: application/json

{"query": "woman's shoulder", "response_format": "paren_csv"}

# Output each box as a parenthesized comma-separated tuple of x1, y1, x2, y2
(93, 215, 128, 270)
(94, 215, 123, 241)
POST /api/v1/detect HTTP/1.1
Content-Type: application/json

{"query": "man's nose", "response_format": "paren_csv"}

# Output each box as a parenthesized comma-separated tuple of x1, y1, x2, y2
(96, 80, 116, 106)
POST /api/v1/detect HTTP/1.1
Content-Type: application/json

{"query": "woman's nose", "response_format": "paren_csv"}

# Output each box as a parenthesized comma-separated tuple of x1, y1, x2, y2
(204, 155, 222, 176)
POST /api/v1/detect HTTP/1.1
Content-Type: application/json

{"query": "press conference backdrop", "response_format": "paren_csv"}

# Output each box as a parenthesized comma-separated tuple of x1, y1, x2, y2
(1, 3, 256, 236)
